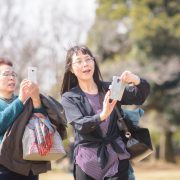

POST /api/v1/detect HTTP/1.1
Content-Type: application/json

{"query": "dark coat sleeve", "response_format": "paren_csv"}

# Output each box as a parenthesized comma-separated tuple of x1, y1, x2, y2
(40, 94, 67, 140)
(120, 78, 150, 105)
(60, 94, 102, 134)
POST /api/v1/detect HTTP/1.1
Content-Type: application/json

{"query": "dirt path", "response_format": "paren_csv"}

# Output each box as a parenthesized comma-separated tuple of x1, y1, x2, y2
(40, 169, 180, 180)
(40, 162, 180, 180)
(40, 172, 73, 180)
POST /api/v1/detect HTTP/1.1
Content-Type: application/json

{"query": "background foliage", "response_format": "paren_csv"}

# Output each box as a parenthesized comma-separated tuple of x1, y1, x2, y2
(87, 0, 180, 162)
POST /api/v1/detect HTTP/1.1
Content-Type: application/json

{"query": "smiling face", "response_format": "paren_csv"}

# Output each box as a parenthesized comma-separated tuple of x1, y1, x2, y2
(71, 51, 95, 83)
(60, 45, 103, 95)
(0, 64, 17, 97)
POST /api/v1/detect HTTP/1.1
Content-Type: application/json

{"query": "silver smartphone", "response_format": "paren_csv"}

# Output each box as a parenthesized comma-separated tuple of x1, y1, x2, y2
(28, 67, 37, 83)
(109, 76, 126, 101)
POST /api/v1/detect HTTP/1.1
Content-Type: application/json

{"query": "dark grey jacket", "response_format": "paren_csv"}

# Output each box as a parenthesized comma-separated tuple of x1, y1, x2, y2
(0, 94, 67, 175)
(61, 79, 150, 169)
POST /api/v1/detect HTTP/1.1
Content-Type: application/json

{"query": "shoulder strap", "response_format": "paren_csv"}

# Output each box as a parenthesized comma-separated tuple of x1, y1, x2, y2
(102, 82, 131, 138)
(114, 106, 131, 138)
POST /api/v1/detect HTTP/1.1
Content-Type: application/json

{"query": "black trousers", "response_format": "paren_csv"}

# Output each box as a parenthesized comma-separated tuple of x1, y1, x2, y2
(0, 165, 38, 180)
(75, 159, 129, 180)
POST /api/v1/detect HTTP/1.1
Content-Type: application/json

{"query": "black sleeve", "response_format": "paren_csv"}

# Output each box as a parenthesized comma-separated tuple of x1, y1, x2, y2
(60, 95, 102, 135)
(120, 78, 150, 105)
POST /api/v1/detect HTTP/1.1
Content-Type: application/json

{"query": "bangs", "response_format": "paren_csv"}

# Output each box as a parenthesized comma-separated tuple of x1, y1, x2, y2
(72, 46, 93, 57)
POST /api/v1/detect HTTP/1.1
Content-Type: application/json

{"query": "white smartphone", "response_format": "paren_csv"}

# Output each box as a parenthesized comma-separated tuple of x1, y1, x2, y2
(109, 76, 126, 101)
(28, 67, 37, 83)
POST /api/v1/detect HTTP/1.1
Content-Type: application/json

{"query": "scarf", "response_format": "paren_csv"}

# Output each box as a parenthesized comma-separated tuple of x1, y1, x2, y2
(28, 113, 55, 156)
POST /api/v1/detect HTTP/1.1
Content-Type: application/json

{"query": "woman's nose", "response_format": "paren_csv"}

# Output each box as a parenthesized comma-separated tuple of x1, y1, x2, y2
(82, 60, 88, 66)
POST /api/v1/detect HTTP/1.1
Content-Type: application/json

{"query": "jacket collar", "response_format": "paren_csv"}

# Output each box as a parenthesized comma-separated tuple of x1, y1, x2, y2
(68, 86, 94, 116)
(68, 86, 104, 137)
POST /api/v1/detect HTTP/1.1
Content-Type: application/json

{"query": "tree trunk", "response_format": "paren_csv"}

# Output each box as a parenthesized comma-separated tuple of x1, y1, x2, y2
(159, 130, 175, 163)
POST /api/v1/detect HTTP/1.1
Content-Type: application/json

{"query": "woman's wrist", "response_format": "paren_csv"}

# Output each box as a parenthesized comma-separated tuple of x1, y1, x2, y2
(32, 96, 41, 108)
(100, 112, 106, 121)
(18, 96, 26, 103)
(133, 76, 141, 86)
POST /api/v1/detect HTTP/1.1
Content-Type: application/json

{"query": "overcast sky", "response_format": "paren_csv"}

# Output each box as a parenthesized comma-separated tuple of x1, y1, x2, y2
(0, 0, 97, 50)
(0, 0, 97, 92)
(16, 0, 96, 45)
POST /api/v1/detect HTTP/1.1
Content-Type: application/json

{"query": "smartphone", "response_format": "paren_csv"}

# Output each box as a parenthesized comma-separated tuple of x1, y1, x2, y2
(28, 67, 37, 83)
(109, 76, 126, 101)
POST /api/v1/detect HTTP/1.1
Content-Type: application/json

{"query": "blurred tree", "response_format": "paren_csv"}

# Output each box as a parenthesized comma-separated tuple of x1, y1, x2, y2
(0, 0, 63, 92)
(0, 0, 92, 94)
(88, 0, 180, 60)
(87, 0, 180, 162)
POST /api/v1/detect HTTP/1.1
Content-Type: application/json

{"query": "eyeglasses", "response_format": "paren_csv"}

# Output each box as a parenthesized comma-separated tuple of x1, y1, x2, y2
(0, 71, 17, 78)
(72, 57, 94, 67)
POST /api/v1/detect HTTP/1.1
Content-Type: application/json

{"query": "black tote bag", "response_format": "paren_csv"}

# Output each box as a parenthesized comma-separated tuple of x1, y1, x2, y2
(115, 106, 153, 163)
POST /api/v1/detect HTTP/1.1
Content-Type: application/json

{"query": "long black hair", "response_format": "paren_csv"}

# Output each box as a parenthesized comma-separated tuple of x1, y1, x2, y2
(60, 45, 103, 95)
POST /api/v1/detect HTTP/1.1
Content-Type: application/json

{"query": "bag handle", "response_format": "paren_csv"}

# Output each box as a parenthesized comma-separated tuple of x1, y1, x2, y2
(114, 106, 131, 138)
(101, 85, 131, 138)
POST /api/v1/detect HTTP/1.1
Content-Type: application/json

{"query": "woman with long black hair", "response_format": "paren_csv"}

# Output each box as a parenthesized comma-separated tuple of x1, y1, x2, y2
(60, 45, 150, 180)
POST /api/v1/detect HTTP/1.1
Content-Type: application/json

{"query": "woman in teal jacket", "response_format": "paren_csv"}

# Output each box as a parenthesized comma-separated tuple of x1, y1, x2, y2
(0, 57, 44, 180)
